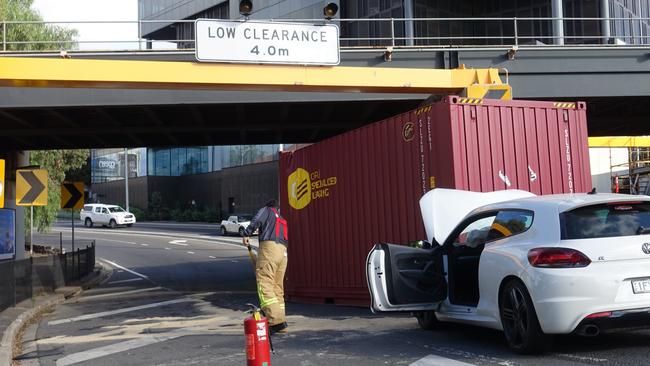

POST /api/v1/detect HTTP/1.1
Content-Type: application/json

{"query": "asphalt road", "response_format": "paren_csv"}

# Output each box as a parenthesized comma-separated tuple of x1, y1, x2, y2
(16, 221, 650, 366)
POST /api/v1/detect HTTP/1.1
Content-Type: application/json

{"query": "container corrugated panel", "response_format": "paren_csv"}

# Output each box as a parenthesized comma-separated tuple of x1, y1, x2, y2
(279, 96, 591, 306)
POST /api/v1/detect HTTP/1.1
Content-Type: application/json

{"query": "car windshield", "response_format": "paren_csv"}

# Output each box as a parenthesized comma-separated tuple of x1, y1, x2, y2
(108, 206, 126, 213)
(238, 215, 253, 222)
(561, 202, 650, 239)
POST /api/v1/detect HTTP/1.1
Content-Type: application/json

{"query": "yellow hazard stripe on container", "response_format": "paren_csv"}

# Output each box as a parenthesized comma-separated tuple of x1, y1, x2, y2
(588, 136, 650, 148)
(415, 106, 432, 115)
(553, 102, 576, 109)
(458, 98, 483, 104)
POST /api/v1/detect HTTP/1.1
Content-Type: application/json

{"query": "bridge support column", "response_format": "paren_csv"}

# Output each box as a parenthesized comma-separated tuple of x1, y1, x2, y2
(404, 0, 415, 46)
(1, 151, 28, 260)
(552, 0, 565, 45)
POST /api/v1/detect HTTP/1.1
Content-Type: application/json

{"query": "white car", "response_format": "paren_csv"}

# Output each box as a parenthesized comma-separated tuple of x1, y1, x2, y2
(220, 214, 253, 236)
(80, 204, 136, 229)
(367, 188, 650, 353)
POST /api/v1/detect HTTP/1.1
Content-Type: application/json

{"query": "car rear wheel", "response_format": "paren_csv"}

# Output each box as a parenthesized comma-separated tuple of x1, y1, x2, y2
(499, 279, 552, 354)
(220, 226, 227, 236)
(238, 227, 245, 236)
(84, 218, 93, 228)
(414, 311, 441, 330)
(109, 219, 117, 229)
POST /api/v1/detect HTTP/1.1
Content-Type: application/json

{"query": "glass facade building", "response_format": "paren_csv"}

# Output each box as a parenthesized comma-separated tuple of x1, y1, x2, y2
(92, 145, 282, 182)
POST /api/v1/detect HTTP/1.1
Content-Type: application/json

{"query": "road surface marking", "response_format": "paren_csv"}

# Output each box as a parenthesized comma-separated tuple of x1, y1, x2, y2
(187, 251, 195, 254)
(100, 259, 149, 279)
(77, 287, 163, 301)
(230, 260, 238, 263)
(140, 243, 149, 246)
(209, 255, 216, 259)
(55, 333, 184, 366)
(169, 239, 188, 246)
(65, 229, 249, 249)
(556, 354, 608, 362)
(164, 247, 171, 250)
(410, 355, 475, 366)
(48, 298, 194, 326)
(107, 278, 143, 285)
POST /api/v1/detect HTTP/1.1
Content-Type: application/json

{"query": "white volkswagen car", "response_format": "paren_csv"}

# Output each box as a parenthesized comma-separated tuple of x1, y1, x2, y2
(367, 189, 650, 353)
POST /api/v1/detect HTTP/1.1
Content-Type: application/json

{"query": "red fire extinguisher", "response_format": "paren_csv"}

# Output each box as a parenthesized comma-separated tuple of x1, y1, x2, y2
(245, 304, 272, 366)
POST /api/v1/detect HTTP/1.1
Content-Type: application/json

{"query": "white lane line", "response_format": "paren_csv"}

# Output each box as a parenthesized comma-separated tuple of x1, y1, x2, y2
(230, 260, 238, 263)
(100, 259, 149, 279)
(164, 247, 171, 250)
(67, 231, 248, 249)
(410, 355, 476, 366)
(169, 239, 188, 246)
(77, 287, 163, 301)
(88, 238, 136, 245)
(556, 354, 608, 362)
(107, 278, 143, 285)
(209, 255, 216, 259)
(48, 298, 194, 326)
(187, 251, 195, 255)
(55, 333, 184, 366)
(140, 243, 149, 247)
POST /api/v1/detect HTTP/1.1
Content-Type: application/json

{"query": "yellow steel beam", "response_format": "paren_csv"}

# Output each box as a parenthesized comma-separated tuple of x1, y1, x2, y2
(589, 136, 650, 148)
(0, 57, 506, 94)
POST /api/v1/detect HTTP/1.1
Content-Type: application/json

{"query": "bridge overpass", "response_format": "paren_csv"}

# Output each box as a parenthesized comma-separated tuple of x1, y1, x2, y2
(0, 16, 649, 151)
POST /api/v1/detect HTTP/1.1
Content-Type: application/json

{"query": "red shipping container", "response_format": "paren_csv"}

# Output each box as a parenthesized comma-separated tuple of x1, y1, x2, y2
(279, 96, 591, 306)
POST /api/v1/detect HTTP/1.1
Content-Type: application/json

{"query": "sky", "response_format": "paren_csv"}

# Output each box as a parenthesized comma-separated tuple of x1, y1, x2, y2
(32, 0, 144, 51)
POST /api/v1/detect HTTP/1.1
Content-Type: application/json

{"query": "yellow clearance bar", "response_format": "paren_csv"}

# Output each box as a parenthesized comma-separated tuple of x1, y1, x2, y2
(588, 136, 650, 148)
(0, 57, 506, 94)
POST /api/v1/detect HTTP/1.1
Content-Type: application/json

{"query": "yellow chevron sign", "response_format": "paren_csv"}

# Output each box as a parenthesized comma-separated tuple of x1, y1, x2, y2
(0, 160, 4, 209)
(16, 169, 48, 206)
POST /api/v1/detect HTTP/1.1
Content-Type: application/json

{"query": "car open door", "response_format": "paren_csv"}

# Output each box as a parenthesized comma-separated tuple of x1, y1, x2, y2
(366, 243, 446, 313)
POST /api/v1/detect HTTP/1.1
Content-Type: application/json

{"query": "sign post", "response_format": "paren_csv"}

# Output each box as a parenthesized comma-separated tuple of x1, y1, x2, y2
(62, 182, 84, 255)
(16, 169, 48, 256)
(195, 19, 340, 66)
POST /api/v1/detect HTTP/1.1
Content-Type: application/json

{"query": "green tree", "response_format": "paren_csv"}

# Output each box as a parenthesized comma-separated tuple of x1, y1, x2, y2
(28, 150, 89, 233)
(0, 0, 78, 51)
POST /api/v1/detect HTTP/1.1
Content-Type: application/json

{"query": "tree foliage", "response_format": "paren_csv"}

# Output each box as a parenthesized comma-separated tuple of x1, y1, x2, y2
(28, 150, 89, 233)
(0, 0, 78, 51)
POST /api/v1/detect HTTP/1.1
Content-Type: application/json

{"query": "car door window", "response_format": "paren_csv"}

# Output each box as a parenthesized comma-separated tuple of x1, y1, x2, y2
(102, 208, 109, 214)
(453, 215, 498, 248)
(94, 207, 101, 213)
(487, 210, 534, 241)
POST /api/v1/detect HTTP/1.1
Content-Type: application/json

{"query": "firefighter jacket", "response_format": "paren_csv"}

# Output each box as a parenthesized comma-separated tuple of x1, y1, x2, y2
(242, 206, 288, 245)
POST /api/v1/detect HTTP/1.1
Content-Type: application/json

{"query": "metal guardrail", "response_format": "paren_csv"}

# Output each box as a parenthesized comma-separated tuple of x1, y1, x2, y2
(0, 242, 95, 313)
(1, 17, 650, 53)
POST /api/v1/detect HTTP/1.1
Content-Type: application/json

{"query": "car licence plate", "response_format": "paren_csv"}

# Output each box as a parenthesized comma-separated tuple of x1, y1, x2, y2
(632, 278, 650, 294)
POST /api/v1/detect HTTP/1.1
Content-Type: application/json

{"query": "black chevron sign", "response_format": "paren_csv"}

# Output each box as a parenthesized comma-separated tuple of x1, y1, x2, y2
(16, 169, 48, 206)
(61, 182, 84, 210)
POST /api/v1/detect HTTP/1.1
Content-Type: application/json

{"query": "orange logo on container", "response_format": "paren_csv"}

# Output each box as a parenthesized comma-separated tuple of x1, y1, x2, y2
(403, 122, 415, 142)
(288, 168, 311, 210)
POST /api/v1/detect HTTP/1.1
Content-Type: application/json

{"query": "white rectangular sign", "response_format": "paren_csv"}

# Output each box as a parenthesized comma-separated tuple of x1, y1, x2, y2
(195, 19, 340, 66)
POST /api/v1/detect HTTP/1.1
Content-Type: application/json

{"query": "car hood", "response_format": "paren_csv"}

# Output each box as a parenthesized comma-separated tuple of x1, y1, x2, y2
(419, 188, 536, 245)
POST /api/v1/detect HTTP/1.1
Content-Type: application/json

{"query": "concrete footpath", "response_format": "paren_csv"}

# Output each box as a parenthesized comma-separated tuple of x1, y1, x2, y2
(0, 263, 111, 366)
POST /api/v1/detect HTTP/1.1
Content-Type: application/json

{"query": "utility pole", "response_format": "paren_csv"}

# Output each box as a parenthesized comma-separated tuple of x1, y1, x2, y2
(124, 148, 130, 212)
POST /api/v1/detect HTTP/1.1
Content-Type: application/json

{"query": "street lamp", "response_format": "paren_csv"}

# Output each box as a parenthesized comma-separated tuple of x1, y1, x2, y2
(323, 2, 338, 20)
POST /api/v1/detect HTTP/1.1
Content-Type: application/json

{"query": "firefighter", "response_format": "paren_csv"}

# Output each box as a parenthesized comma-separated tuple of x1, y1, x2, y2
(242, 199, 289, 334)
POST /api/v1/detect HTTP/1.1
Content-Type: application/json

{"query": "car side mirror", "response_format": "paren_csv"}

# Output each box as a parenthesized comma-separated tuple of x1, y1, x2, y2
(408, 240, 436, 250)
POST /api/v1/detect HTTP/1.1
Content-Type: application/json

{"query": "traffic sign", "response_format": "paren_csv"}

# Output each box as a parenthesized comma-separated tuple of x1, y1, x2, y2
(16, 169, 48, 206)
(195, 19, 340, 65)
(0, 160, 4, 209)
(61, 182, 84, 210)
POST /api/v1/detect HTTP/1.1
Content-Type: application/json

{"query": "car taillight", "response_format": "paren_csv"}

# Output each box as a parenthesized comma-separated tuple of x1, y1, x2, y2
(527, 247, 591, 268)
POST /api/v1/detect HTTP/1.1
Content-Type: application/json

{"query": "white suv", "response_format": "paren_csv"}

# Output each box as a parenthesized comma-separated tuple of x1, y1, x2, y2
(80, 204, 136, 229)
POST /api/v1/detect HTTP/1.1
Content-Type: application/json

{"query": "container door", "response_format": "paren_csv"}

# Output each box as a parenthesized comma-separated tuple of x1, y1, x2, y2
(366, 243, 446, 313)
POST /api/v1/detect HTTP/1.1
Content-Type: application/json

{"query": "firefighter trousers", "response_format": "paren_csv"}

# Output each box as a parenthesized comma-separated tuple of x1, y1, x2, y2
(256, 240, 287, 326)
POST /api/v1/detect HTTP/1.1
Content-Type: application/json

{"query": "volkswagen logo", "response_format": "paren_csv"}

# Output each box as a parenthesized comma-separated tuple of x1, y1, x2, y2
(643, 243, 650, 255)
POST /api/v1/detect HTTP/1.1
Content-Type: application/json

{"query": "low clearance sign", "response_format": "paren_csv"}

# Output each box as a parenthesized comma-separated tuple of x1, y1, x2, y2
(195, 19, 340, 65)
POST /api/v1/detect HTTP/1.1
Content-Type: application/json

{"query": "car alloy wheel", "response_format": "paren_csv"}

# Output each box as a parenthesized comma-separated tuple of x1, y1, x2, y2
(109, 219, 117, 229)
(221, 226, 227, 236)
(499, 279, 551, 354)
(85, 218, 93, 228)
(239, 227, 245, 236)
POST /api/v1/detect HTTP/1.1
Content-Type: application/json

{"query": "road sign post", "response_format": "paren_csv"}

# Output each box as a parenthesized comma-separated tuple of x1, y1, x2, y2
(16, 169, 48, 256)
(62, 182, 84, 254)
